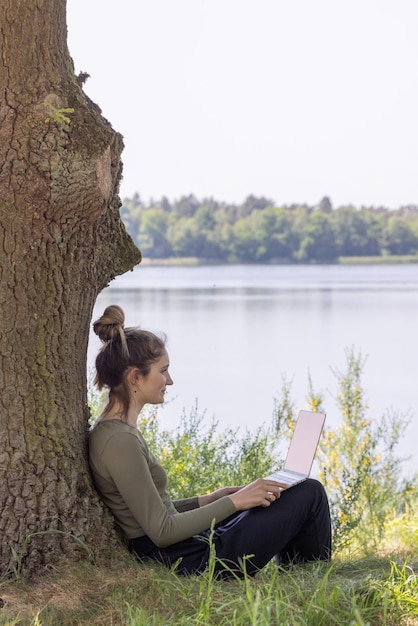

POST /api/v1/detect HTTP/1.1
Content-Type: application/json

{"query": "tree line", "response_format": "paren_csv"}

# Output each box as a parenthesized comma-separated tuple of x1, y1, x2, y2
(121, 194, 418, 262)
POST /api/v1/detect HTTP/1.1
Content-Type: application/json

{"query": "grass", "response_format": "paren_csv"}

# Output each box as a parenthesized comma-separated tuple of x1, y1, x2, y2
(139, 256, 201, 266)
(0, 543, 417, 625)
(338, 254, 418, 264)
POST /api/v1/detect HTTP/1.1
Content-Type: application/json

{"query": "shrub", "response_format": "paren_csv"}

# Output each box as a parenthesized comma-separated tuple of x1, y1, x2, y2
(312, 348, 414, 553)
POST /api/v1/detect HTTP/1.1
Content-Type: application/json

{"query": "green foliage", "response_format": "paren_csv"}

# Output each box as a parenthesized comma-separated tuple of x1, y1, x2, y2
(381, 498, 418, 553)
(120, 194, 418, 263)
(383, 215, 418, 255)
(87, 372, 106, 425)
(313, 348, 414, 554)
(137, 208, 171, 258)
(330, 206, 383, 257)
(137, 403, 278, 498)
(296, 211, 338, 262)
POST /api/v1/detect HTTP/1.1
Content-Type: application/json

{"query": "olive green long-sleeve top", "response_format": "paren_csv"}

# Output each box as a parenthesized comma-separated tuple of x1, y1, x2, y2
(88, 419, 236, 547)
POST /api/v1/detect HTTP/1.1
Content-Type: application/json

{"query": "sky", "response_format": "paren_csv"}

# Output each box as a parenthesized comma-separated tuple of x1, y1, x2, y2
(67, 0, 418, 209)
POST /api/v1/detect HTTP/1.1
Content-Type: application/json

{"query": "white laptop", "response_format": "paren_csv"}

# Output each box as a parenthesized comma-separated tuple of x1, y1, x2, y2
(266, 410, 326, 488)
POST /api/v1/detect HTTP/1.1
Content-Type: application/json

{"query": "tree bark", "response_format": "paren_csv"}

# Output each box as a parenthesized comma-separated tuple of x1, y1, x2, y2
(0, 0, 141, 574)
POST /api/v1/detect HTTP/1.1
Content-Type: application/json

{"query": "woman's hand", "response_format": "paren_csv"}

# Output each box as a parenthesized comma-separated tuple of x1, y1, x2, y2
(198, 486, 242, 507)
(228, 478, 288, 511)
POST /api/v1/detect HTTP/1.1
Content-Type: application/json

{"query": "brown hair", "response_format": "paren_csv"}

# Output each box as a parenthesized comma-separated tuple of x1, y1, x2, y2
(93, 304, 166, 420)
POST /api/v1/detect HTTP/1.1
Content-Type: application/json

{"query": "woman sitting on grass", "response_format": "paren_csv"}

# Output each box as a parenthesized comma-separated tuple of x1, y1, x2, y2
(89, 304, 332, 578)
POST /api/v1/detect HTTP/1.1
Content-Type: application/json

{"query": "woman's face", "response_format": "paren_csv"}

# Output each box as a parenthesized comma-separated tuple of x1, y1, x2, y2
(137, 349, 173, 405)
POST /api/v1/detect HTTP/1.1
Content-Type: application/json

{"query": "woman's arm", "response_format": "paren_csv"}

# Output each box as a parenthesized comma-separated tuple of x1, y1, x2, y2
(197, 486, 242, 507)
(105, 433, 236, 548)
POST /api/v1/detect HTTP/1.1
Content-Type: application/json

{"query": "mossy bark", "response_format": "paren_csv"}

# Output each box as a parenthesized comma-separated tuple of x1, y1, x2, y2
(0, 0, 141, 574)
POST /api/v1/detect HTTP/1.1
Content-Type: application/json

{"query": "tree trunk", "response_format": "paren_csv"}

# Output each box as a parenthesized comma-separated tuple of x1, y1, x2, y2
(0, 0, 141, 574)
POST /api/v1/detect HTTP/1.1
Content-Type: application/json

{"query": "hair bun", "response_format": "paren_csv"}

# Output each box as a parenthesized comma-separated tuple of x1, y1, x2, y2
(93, 305, 125, 343)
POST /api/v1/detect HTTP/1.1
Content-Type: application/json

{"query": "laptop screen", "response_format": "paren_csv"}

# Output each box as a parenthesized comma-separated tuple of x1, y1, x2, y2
(283, 410, 326, 476)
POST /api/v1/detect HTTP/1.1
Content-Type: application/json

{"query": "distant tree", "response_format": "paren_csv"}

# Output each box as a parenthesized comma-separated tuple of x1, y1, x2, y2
(200, 197, 220, 212)
(259, 207, 295, 261)
(167, 216, 205, 257)
(230, 217, 260, 261)
(118, 193, 418, 263)
(120, 198, 144, 241)
(214, 204, 239, 225)
(318, 196, 333, 214)
(239, 195, 273, 218)
(0, 0, 140, 574)
(173, 194, 200, 217)
(331, 207, 382, 257)
(213, 216, 234, 260)
(194, 205, 216, 230)
(238, 207, 294, 262)
(296, 212, 338, 262)
(383, 216, 418, 255)
(155, 196, 172, 212)
(138, 208, 171, 258)
(131, 192, 144, 206)
(398, 204, 418, 217)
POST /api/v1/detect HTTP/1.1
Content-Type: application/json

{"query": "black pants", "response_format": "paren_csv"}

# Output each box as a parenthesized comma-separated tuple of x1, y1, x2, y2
(130, 478, 332, 578)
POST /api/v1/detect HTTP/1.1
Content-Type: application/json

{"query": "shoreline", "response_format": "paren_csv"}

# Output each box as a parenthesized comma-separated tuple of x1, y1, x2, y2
(138, 255, 418, 267)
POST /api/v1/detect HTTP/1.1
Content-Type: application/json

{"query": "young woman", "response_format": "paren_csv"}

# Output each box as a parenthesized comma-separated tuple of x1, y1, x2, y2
(89, 304, 331, 577)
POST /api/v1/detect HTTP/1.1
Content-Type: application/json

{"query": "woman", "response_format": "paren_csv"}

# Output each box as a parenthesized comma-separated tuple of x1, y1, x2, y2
(89, 304, 331, 577)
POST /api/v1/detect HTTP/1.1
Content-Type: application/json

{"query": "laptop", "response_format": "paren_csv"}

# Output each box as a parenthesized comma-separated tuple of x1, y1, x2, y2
(266, 410, 326, 488)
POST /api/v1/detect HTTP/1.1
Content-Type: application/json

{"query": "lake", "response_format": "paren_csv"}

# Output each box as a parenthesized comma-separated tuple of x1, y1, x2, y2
(89, 264, 418, 475)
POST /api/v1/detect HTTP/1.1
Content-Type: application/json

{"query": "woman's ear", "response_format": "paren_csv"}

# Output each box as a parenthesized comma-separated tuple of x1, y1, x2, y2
(126, 366, 142, 388)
